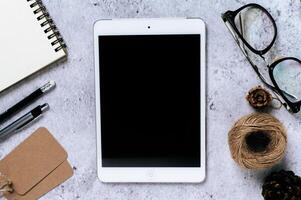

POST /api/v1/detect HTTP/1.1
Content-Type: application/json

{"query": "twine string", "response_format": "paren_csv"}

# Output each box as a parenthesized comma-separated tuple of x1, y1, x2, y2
(0, 173, 13, 195)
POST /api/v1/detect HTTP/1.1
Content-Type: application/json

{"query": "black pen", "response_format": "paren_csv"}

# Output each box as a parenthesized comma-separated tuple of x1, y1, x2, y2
(0, 104, 49, 140)
(0, 81, 55, 124)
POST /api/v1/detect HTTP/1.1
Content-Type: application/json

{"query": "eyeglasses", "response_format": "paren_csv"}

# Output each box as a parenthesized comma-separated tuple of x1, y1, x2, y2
(222, 3, 301, 113)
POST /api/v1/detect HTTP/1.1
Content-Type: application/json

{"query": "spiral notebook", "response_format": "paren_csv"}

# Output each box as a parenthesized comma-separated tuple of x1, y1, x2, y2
(0, 0, 67, 93)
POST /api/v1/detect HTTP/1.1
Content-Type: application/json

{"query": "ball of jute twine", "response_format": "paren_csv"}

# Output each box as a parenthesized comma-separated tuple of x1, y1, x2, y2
(228, 113, 287, 169)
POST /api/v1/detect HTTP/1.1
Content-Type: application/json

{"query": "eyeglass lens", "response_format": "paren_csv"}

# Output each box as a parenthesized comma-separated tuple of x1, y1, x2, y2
(234, 6, 275, 52)
(273, 59, 301, 103)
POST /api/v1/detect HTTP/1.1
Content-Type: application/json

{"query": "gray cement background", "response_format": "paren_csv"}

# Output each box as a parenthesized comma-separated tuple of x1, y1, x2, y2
(0, 0, 300, 199)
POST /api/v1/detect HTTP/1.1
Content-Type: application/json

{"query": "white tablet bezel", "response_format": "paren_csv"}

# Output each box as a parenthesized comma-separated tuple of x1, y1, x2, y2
(94, 18, 206, 183)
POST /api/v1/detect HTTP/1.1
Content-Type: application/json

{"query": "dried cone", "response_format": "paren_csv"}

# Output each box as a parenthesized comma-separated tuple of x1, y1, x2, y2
(246, 86, 272, 108)
(262, 170, 301, 200)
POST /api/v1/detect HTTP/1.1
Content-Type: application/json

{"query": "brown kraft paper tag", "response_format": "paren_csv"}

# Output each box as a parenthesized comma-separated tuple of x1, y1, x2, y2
(0, 127, 73, 200)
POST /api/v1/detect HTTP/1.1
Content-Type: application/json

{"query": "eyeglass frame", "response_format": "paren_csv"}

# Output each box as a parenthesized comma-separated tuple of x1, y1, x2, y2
(221, 3, 301, 113)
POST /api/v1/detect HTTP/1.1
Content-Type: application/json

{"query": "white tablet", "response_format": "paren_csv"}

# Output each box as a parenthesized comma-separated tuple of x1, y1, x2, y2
(94, 18, 206, 183)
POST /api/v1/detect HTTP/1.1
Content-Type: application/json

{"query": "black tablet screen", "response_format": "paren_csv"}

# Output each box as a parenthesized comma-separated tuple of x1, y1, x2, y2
(99, 35, 200, 167)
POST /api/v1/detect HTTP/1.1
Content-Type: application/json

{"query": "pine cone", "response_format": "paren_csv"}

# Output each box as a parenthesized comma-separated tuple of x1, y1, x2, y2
(246, 86, 272, 109)
(262, 170, 301, 200)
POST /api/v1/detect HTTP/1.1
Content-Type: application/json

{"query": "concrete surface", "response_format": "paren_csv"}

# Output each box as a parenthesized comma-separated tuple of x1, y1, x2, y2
(0, 0, 300, 199)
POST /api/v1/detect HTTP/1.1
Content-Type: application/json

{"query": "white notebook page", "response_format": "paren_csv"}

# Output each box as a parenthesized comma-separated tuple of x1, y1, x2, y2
(0, 0, 66, 92)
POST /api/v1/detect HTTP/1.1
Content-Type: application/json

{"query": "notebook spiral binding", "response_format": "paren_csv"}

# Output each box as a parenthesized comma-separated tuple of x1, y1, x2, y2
(26, 0, 66, 52)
